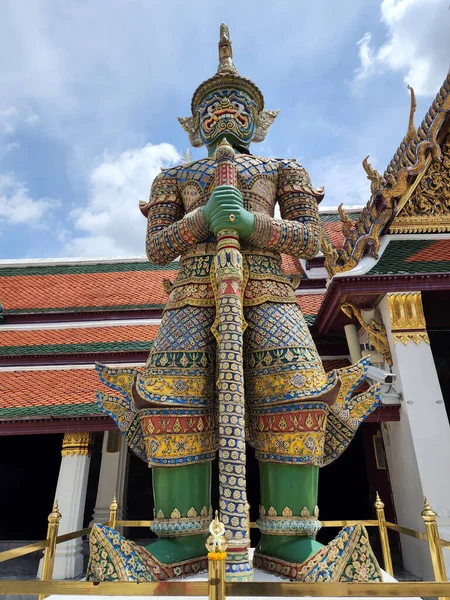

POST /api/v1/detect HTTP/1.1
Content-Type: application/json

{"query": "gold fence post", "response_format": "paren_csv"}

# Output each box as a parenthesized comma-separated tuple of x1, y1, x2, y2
(38, 500, 62, 600)
(422, 498, 448, 591)
(109, 493, 118, 529)
(206, 511, 227, 600)
(375, 492, 394, 576)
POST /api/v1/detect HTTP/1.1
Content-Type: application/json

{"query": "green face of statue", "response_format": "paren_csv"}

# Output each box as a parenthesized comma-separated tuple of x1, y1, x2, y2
(197, 89, 256, 149)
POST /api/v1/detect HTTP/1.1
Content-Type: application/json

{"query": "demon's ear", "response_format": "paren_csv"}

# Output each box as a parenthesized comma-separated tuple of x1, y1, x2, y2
(253, 109, 280, 143)
(178, 116, 203, 148)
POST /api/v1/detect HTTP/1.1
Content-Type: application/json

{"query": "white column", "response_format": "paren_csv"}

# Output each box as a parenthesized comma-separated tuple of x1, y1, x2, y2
(39, 432, 92, 580)
(91, 431, 129, 523)
(378, 292, 450, 580)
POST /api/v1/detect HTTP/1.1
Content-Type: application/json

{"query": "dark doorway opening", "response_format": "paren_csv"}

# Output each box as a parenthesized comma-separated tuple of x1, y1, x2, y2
(0, 434, 62, 540)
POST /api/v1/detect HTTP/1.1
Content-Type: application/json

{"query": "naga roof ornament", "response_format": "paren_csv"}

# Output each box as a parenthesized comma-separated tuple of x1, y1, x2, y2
(323, 73, 450, 277)
(178, 24, 279, 148)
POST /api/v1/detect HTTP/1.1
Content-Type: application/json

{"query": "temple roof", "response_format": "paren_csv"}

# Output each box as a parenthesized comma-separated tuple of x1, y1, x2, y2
(322, 72, 450, 277)
(368, 239, 450, 275)
(0, 358, 354, 421)
(0, 324, 158, 357)
(0, 260, 178, 315)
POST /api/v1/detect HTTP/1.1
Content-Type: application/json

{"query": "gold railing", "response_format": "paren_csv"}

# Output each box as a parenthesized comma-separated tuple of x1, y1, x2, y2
(0, 492, 449, 599)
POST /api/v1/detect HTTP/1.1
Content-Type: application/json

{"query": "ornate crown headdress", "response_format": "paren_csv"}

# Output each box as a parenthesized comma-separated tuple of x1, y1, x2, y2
(178, 24, 279, 148)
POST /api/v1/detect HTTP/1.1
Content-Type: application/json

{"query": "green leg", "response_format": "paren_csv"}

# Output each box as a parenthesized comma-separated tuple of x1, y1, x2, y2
(257, 462, 323, 563)
(145, 462, 211, 564)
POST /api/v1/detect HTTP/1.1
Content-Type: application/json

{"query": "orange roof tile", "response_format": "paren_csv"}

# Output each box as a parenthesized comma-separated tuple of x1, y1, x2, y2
(0, 325, 159, 347)
(0, 358, 364, 412)
(406, 240, 450, 262)
(281, 254, 304, 275)
(0, 368, 110, 409)
(1, 270, 176, 311)
(297, 293, 325, 315)
(322, 222, 347, 250)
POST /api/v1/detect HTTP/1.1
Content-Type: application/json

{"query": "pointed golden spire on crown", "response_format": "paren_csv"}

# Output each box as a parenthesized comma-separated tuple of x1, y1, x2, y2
(217, 23, 237, 75)
(189, 23, 265, 115)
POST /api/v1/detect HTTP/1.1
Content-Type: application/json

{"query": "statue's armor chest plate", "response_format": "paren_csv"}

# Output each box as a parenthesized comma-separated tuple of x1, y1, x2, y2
(170, 155, 280, 216)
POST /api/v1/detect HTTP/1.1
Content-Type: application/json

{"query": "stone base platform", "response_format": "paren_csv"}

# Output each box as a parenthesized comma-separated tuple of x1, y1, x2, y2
(48, 550, 420, 600)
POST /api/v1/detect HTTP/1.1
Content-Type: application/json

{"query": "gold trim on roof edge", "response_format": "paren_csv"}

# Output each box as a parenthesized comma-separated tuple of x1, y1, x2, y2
(323, 74, 450, 277)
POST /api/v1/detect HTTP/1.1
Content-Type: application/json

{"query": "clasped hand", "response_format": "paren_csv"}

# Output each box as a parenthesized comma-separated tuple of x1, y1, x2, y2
(203, 185, 255, 239)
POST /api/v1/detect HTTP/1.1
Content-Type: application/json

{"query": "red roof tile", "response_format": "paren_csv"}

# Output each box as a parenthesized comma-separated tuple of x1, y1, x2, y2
(322, 222, 347, 250)
(297, 293, 325, 315)
(0, 368, 110, 409)
(322, 358, 350, 372)
(1, 271, 176, 311)
(0, 357, 366, 412)
(0, 325, 159, 347)
(406, 240, 450, 262)
(281, 254, 304, 275)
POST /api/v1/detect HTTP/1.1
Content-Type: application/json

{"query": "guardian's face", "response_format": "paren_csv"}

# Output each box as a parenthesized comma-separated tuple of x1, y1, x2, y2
(197, 88, 256, 148)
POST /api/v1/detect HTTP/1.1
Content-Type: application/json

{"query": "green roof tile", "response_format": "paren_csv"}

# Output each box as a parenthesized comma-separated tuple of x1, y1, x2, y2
(3, 303, 166, 315)
(0, 402, 102, 419)
(369, 240, 450, 275)
(320, 212, 361, 223)
(0, 341, 155, 356)
(0, 261, 179, 278)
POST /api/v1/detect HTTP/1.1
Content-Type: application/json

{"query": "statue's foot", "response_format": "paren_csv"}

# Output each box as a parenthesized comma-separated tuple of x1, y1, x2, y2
(254, 524, 382, 582)
(86, 525, 207, 582)
(257, 534, 324, 565)
(144, 534, 207, 565)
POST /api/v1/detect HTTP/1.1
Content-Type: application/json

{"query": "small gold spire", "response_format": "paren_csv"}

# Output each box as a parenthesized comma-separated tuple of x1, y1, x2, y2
(422, 497, 437, 520)
(405, 85, 417, 143)
(109, 493, 118, 512)
(375, 491, 385, 510)
(49, 500, 62, 522)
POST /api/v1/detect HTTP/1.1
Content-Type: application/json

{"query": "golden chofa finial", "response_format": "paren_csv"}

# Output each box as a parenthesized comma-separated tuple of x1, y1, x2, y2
(405, 84, 417, 143)
(218, 23, 236, 74)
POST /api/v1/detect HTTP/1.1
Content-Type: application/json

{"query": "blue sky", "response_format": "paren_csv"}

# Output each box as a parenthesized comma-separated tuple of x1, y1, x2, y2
(0, 0, 449, 259)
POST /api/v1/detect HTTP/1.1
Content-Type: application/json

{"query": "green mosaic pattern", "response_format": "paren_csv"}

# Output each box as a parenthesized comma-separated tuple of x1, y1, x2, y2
(369, 240, 450, 275)
(3, 303, 166, 315)
(0, 261, 179, 278)
(0, 402, 101, 418)
(0, 341, 155, 356)
(304, 314, 316, 326)
(319, 211, 361, 223)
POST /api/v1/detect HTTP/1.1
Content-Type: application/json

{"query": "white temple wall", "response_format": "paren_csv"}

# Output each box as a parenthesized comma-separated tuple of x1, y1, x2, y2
(378, 293, 450, 580)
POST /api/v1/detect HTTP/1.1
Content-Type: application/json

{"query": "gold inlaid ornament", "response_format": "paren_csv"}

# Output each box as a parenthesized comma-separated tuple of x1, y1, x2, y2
(61, 432, 92, 457)
(388, 292, 430, 345)
(170, 508, 181, 519)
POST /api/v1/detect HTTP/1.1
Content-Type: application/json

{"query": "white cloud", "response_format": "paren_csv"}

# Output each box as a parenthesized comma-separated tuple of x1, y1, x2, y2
(353, 0, 450, 95)
(309, 155, 373, 207)
(66, 142, 181, 257)
(0, 105, 39, 136)
(0, 173, 58, 225)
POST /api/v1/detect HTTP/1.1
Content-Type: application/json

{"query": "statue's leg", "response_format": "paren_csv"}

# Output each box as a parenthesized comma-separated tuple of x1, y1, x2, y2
(147, 463, 212, 564)
(244, 301, 326, 564)
(244, 301, 380, 577)
(97, 305, 217, 570)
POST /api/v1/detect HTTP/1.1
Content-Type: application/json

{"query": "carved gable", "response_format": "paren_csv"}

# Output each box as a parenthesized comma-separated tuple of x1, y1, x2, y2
(389, 132, 450, 234)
